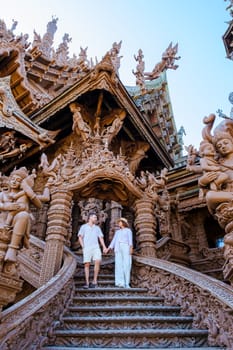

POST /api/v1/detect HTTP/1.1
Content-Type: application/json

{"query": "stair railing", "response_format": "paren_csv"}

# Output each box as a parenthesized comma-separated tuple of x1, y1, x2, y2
(0, 235, 77, 349)
(132, 255, 233, 349)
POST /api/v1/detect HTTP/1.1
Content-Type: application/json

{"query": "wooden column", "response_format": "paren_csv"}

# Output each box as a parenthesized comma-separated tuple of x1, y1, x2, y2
(108, 201, 122, 242)
(134, 197, 157, 257)
(39, 189, 73, 285)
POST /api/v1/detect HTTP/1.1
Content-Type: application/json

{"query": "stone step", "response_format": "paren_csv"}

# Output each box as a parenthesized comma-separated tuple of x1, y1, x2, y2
(60, 315, 194, 330)
(75, 279, 115, 286)
(75, 286, 148, 294)
(71, 295, 164, 306)
(48, 328, 210, 348)
(42, 272, 224, 349)
(67, 304, 182, 317)
(75, 274, 115, 281)
(43, 347, 223, 350)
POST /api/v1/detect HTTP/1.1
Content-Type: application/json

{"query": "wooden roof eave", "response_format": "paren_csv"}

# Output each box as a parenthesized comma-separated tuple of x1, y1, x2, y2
(30, 70, 173, 168)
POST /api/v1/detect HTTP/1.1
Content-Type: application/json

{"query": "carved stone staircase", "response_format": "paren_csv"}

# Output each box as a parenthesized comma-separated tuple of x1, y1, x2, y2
(43, 265, 223, 349)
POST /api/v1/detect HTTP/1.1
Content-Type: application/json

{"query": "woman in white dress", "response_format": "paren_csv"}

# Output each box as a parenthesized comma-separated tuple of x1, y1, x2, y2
(107, 218, 133, 288)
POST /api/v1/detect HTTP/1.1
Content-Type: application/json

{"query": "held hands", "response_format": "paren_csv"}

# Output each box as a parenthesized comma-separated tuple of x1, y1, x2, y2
(103, 247, 109, 254)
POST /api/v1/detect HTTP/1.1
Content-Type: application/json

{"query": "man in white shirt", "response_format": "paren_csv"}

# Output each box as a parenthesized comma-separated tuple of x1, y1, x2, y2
(78, 212, 107, 288)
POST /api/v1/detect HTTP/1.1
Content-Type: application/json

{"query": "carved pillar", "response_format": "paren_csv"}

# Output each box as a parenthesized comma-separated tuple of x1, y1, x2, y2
(134, 197, 157, 257)
(195, 211, 209, 252)
(109, 201, 122, 242)
(36, 204, 49, 240)
(39, 189, 73, 285)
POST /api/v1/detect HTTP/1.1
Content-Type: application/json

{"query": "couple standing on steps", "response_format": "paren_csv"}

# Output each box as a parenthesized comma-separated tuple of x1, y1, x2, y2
(77, 212, 133, 289)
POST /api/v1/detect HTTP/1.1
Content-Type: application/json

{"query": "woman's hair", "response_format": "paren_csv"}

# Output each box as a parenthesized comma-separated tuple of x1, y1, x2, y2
(117, 217, 129, 227)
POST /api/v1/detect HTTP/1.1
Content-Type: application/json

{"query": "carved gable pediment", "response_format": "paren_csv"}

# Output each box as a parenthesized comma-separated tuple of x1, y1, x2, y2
(0, 76, 59, 165)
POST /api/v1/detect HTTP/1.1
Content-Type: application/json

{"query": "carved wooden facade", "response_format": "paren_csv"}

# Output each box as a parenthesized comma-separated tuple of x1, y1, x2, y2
(0, 17, 227, 281)
(0, 16, 232, 349)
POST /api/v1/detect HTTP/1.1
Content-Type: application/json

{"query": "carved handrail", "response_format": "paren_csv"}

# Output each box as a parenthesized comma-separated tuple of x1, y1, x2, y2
(17, 235, 46, 288)
(156, 236, 191, 266)
(0, 236, 77, 349)
(132, 255, 233, 348)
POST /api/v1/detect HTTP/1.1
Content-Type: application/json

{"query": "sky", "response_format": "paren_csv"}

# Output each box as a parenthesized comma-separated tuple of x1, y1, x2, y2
(1, 0, 232, 150)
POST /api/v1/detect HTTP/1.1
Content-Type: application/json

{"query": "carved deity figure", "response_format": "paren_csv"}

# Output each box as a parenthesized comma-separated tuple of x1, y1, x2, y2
(70, 100, 127, 152)
(135, 168, 168, 202)
(146, 168, 168, 194)
(177, 126, 186, 146)
(79, 198, 107, 227)
(101, 109, 126, 146)
(108, 41, 123, 74)
(199, 140, 229, 191)
(191, 113, 233, 282)
(70, 102, 92, 142)
(39, 152, 63, 185)
(54, 33, 72, 65)
(132, 49, 146, 93)
(144, 42, 180, 81)
(122, 140, 150, 175)
(0, 167, 50, 262)
(197, 115, 233, 213)
(156, 188, 171, 237)
(0, 130, 29, 160)
(76, 47, 90, 72)
(32, 17, 58, 58)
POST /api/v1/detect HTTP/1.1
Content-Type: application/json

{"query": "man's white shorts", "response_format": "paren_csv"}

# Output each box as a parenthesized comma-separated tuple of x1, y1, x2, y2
(83, 246, 102, 263)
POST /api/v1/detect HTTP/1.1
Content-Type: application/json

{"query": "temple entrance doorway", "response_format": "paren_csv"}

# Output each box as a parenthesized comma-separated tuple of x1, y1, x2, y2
(70, 179, 137, 252)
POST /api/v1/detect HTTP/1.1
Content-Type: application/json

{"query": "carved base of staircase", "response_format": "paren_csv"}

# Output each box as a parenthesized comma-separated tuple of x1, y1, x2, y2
(0, 272, 23, 311)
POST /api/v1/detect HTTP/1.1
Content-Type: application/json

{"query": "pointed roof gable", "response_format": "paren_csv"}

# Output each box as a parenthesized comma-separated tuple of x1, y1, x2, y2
(31, 64, 173, 170)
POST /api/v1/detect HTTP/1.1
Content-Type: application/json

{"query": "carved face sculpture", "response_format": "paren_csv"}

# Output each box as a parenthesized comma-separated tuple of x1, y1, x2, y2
(216, 138, 233, 156)
(202, 143, 215, 156)
(9, 174, 22, 189)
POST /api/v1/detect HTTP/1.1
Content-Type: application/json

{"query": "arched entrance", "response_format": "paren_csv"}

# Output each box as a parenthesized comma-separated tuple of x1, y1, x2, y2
(68, 171, 141, 250)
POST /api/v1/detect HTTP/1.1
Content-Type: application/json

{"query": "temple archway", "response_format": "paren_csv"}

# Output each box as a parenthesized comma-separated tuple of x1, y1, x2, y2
(67, 170, 142, 250)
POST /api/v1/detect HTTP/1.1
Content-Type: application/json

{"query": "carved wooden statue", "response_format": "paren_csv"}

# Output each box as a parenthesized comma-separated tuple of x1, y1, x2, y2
(0, 167, 50, 263)
(144, 42, 180, 81)
(132, 49, 146, 93)
(192, 113, 233, 283)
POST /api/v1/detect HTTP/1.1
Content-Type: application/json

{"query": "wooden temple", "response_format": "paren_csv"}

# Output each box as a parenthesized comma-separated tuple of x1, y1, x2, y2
(0, 15, 232, 349)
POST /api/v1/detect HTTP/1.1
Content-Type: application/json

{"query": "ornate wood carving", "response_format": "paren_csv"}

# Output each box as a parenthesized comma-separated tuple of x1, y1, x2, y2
(39, 189, 73, 285)
(132, 256, 233, 348)
(144, 42, 180, 81)
(187, 113, 233, 284)
(0, 240, 76, 349)
(0, 76, 59, 167)
(134, 198, 157, 257)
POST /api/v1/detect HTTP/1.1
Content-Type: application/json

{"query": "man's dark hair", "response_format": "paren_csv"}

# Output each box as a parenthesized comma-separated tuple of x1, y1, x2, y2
(88, 212, 97, 220)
